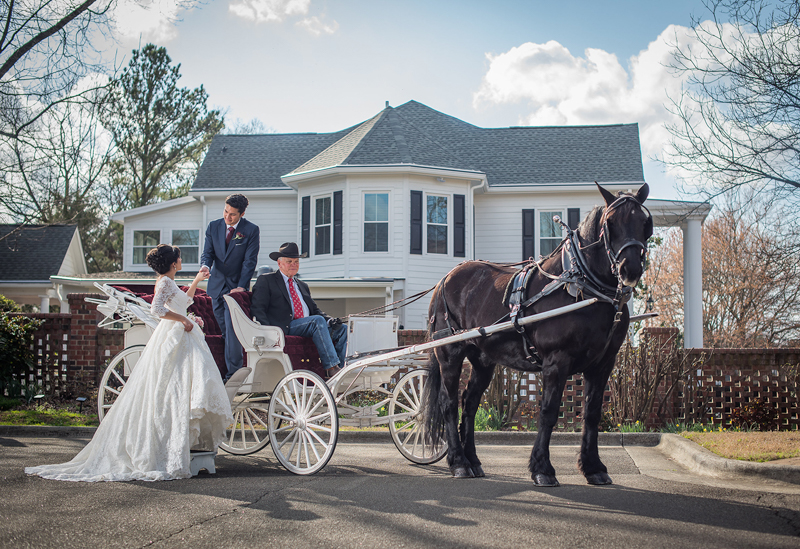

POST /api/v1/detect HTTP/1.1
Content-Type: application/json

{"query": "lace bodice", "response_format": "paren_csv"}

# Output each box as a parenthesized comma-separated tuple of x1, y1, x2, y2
(151, 277, 193, 318)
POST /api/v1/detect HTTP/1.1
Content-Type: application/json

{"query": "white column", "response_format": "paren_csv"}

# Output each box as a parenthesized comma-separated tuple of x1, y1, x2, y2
(39, 294, 50, 313)
(682, 218, 703, 348)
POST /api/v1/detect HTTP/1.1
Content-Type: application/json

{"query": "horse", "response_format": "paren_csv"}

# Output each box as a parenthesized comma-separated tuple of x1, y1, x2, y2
(422, 182, 653, 486)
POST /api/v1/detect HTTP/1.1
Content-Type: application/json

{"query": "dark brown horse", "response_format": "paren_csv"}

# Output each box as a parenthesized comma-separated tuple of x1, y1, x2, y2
(423, 182, 652, 486)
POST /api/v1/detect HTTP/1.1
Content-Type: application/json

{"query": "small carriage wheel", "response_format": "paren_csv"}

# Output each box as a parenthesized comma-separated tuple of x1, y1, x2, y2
(97, 345, 146, 422)
(219, 394, 272, 455)
(389, 369, 447, 465)
(268, 370, 338, 475)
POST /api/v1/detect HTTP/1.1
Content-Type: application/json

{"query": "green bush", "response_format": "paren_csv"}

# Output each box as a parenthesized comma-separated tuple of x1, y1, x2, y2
(0, 294, 20, 314)
(0, 312, 42, 398)
(0, 395, 20, 410)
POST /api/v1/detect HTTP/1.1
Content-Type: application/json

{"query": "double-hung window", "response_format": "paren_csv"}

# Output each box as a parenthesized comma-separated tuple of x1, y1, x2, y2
(132, 230, 160, 265)
(315, 195, 332, 255)
(172, 230, 200, 264)
(364, 193, 389, 252)
(539, 210, 563, 257)
(426, 194, 448, 254)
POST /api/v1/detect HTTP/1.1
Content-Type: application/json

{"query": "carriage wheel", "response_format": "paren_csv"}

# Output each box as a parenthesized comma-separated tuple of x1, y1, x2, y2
(389, 369, 447, 465)
(97, 345, 146, 422)
(218, 394, 272, 455)
(268, 371, 338, 475)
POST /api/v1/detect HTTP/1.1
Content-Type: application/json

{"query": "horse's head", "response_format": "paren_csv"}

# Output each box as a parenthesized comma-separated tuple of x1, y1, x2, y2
(595, 182, 653, 287)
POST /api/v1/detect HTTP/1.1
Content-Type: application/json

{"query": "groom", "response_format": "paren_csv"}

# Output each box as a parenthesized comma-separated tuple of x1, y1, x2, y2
(200, 194, 260, 380)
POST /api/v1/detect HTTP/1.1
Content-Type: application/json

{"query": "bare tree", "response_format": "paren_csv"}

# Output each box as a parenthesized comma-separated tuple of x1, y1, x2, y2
(223, 117, 273, 135)
(663, 0, 800, 200)
(649, 192, 800, 347)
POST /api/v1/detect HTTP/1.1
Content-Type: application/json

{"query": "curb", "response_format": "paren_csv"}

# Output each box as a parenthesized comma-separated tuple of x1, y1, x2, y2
(657, 433, 800, 485)
(3, 426, 796, 485)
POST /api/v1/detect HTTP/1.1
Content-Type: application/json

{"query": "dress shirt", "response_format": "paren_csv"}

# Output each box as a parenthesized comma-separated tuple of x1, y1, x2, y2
(280, 271, 309, 318)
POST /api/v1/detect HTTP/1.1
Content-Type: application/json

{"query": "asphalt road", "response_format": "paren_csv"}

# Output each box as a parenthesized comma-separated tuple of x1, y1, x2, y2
(2, 435, 799, 548)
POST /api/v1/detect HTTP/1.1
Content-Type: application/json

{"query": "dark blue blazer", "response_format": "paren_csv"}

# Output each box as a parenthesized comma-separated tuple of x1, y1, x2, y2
(201, 217, 260, 298)
(250, 272, 328, 334)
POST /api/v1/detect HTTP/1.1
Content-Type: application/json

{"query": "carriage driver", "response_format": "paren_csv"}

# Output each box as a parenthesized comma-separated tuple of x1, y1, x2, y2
(250, 242, 347, 379)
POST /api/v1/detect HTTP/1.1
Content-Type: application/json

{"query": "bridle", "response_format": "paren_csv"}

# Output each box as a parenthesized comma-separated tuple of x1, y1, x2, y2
(598, 195, 652, 278)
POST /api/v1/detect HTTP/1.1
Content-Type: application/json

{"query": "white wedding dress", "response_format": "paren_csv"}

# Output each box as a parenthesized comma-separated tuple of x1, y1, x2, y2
(26, 277, 233, 482)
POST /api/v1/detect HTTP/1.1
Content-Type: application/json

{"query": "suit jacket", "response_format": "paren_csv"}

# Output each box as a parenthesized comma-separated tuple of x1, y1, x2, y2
(201, 217, 260, 298)
(250, 272, 329, 334)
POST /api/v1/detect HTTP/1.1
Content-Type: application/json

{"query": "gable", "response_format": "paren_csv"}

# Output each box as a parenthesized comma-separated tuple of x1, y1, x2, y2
(0, 225, 81, 281)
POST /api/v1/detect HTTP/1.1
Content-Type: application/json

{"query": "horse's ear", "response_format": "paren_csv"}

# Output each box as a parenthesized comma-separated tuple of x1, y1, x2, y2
(635, 183, 650, 204)
(595, 181, 617, 206)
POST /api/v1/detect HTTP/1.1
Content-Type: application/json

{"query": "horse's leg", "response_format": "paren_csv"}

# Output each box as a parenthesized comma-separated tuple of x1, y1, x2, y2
(578, 363, 614, 485)
(436, 345, 474, 478)
(528, 360, 568, 487)
(458, 353, 495, 478)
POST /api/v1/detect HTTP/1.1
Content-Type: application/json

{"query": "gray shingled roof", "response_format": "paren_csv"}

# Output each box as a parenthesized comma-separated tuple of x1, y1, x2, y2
(0, 225, 77, 281)
(192, 101, 644, 190)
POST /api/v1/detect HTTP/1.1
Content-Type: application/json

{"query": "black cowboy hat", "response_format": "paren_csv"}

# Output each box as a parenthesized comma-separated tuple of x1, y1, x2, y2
(269, 242, 307, 261)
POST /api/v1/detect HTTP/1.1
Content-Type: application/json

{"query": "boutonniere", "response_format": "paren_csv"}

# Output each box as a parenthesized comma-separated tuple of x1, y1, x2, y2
(233, 232, 245, 241)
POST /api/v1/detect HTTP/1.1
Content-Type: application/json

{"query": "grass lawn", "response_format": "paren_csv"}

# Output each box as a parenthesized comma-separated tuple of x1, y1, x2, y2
(0, 403, 99, 427)
(682, 431, 800, 462)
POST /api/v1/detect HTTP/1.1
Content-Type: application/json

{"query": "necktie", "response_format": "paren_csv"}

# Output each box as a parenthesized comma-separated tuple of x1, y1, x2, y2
(225, 226, 234, 247)
(288, 278, 304, 320)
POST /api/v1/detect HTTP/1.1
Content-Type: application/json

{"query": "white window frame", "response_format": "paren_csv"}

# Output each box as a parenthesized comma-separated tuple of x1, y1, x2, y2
(313, 193, 333, 257)
(132, 229, 161, 265)
(362, 191, 391, 254)
(424, 192, 450, 256)
(538, 208, 566, 258)
(171, 229, 201, 265)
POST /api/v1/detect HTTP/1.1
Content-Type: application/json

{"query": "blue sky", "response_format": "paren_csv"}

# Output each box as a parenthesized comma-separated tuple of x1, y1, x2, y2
(111, 0, 717, 200)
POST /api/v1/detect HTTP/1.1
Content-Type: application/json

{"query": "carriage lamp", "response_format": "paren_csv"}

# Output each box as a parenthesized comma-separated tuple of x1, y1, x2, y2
(646, 295, 654, 312)
(76, 396, 87, 414)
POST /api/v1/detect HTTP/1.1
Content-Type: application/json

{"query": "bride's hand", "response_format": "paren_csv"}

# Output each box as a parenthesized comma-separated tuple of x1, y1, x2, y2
(195, 270, 210, 282)
(182, 318, 194, 332)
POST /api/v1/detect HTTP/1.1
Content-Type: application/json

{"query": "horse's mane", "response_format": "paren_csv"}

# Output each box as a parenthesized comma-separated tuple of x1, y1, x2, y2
(576, 205, 604, 244)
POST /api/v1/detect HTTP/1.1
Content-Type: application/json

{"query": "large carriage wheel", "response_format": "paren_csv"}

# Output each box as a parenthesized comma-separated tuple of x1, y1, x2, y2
(219, 394, 272, 455)
(97, 345, 146, 421)
(389, 369, 447, 464)
(268, 371, 338, 475)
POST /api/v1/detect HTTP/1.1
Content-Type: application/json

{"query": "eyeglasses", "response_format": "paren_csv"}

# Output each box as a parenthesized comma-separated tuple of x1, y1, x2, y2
(281, 258, 300, 265)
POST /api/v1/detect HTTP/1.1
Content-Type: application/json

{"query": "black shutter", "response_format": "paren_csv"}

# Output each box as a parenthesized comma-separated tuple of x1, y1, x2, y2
(301, 196, 310, 256)
(454, 194, 465, 257)
(410, 190, 422, 254)
(522, 209, 535, 260)
(567, 208, 580, 230)
(333, 191, 343, 255)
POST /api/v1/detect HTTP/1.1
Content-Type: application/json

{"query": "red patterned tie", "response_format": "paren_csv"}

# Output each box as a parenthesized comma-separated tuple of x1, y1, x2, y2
(225, 226, 234, 246)
(288, 278, 304, 319)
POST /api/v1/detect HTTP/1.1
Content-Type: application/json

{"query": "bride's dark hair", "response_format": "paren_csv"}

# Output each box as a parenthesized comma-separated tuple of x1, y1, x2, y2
(146, 244, 181, 275)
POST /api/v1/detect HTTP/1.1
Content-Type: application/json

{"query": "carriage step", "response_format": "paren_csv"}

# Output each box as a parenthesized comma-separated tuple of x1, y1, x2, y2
(190, 450, 217, 476)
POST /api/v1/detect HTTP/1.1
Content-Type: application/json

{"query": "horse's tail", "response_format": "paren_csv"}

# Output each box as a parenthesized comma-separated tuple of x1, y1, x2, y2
(422, 347, 445, 446)
(422, 285, 445, 446)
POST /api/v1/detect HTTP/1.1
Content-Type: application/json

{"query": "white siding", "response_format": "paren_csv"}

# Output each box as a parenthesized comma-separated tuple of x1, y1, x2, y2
(474, 191, 605, 263)
(122, 201, 204, 271)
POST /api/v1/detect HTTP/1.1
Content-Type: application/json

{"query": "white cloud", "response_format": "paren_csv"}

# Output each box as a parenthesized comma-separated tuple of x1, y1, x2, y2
(296, 15, 339, 36)
(113, 0, 191, 43)
(229, 0, 311, 23)
(473, 25, 716, 158)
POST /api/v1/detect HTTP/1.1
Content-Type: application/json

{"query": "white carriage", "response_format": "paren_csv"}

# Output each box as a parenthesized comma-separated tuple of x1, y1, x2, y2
(88, 283, 447, 475)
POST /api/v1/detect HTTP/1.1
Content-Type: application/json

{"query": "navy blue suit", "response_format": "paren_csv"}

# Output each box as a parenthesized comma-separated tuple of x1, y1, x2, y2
(201, 217, 260, 378)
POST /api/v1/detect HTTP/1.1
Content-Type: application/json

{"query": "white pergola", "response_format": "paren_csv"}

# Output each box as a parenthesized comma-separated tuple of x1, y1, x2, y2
(646, 199, 713, 349)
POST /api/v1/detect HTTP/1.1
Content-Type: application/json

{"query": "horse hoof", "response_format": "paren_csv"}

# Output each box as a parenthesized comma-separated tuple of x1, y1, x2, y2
(471, 465, 485, 478)
(452, 466, 475, 479)
(532, 473, 560, 487)
(585, 472, 613, 485)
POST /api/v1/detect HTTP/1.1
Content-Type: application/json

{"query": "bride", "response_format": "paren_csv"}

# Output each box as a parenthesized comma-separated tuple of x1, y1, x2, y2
(26, 244, 234, 482)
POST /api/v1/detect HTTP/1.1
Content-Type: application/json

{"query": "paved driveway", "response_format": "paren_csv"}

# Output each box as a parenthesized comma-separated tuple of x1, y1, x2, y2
(2, 435, 799, 548)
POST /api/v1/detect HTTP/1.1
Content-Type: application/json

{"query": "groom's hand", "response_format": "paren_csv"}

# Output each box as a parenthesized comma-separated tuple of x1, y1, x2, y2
(199, 265, 210, 275)
(230, 287, 245, 293)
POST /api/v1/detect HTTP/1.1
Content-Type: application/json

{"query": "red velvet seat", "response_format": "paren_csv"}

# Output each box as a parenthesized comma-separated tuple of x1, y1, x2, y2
(111, 285, 323, 379)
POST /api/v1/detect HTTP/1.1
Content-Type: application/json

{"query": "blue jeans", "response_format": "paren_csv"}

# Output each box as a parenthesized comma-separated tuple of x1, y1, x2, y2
(288, 316, 347, 370)
(212, 292, 243, 381)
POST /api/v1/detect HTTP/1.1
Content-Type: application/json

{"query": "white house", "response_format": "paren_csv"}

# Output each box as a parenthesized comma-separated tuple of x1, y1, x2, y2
(105, 101, 711, 346)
